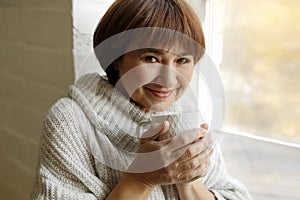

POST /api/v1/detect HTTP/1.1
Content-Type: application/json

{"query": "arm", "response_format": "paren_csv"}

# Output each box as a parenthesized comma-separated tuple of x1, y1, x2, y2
(31, 98, 109, 200)
(176, 180, 216, 200)
(106, 173, 154, 200)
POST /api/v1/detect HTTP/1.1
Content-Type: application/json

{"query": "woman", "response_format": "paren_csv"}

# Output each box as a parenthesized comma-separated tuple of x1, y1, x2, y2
(32, 0, 251, 199)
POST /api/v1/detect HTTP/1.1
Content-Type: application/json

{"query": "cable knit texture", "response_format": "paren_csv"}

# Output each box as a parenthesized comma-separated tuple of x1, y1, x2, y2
(31, 73, 252, 200)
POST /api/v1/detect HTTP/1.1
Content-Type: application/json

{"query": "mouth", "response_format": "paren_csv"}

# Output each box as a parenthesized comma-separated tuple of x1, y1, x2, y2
(146, 87, 173, 99)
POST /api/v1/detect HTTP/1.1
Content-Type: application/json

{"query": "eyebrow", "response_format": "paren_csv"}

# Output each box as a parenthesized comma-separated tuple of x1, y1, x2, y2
(138, 48, 192, 57)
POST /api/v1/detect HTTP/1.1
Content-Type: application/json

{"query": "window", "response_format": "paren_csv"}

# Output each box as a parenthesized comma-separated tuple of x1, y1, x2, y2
(205, 0, 300, 145)
(202, 0, 300, 199)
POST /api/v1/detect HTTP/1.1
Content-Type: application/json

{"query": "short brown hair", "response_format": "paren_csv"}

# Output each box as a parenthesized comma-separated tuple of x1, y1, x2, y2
(93, 0, 205, 85)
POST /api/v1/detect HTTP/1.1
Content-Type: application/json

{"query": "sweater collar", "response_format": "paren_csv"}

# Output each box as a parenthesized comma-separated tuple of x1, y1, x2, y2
(68, 73, 181, 152)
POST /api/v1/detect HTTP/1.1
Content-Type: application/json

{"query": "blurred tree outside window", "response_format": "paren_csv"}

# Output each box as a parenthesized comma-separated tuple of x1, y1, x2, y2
(215, 0, 300, 144)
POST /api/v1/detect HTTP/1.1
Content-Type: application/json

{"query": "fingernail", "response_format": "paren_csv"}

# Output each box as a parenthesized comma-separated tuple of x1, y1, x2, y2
(163, 120, 170, 127)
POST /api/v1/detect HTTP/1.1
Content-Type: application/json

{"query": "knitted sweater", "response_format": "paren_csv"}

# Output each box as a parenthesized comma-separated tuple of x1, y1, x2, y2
(31, 73, 252, 200)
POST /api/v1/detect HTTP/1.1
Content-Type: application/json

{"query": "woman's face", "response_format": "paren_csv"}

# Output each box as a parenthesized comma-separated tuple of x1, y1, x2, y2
(117, 48, 194, 112)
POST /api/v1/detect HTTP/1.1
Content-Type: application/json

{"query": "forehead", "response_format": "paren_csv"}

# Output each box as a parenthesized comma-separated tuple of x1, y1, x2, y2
(123, 28, 201, 55)
(135, 48, 193, 56)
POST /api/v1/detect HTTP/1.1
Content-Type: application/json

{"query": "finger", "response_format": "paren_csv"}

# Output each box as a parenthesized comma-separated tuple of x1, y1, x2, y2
(157, 128, 207, 164)
(197, 144, 213, 160)
(179, 134, 212, 162)
(180, 159, 211, 181)
(174, 135, 212, 167)
(175, 167, 204, 183)
(163, 128, 207, 152)
(141, 121, 170, 142)
(200, 123, 209, 130)
(179, 150, 213, 171)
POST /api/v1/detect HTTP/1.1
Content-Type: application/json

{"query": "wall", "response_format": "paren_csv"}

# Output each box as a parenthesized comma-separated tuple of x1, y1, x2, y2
(72, 0, 112, 80)
(0, 0, 73, 199)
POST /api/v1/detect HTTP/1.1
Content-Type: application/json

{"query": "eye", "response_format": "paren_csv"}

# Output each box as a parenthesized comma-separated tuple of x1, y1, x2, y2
(143, 56, 158, 63)
(177, 57, 191, 64)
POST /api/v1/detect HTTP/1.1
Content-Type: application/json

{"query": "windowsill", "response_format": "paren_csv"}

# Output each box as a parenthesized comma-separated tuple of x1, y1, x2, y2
(222, 128, 300, 148)
(219, 129, 300, 199)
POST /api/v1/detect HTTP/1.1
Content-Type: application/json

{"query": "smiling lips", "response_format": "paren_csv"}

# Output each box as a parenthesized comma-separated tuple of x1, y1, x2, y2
(146, 87, 173, 98)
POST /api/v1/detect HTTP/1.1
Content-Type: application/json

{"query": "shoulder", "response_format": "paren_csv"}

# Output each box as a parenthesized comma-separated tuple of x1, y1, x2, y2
(47, 97, 81, 116)
(45, 97, 87, 127)
(42, 97, 93, 144)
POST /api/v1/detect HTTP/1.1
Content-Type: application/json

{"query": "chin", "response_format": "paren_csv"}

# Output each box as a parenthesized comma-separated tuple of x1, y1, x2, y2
(146, 101, 174, 112)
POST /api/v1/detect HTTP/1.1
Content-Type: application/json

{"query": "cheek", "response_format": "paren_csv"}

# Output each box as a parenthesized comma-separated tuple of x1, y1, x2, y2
(119, 64, 161, 96)
(177, 67, 194, 87)
(131, 88, 144, 100)
(130, 88, 150, 109)
(118, 63, 134, 77)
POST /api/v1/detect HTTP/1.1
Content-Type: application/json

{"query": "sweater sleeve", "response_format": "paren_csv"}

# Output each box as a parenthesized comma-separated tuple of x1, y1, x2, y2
(204, 145, 252, 200)
(31, 98, 110, 200)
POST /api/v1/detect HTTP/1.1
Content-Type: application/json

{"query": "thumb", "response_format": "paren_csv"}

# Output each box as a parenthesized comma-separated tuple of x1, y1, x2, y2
(141, 121, 170, 142)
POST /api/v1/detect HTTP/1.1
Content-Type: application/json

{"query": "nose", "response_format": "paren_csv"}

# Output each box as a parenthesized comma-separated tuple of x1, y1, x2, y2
(155, 64, 178, 88)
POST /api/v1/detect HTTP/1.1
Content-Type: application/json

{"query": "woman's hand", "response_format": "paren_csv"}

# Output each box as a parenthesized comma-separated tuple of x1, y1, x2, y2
(127, 121, 213, 189)
(175, 123, 216, 200)
(175, 123, 212, 186)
